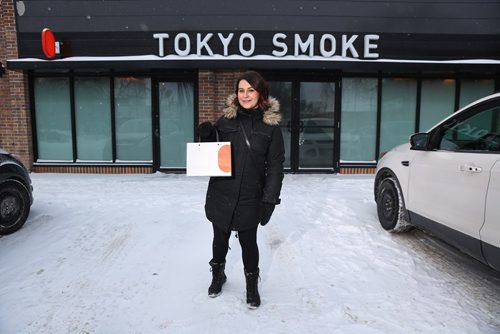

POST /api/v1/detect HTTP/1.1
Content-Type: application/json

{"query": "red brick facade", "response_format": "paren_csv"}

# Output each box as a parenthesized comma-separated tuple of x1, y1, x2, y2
(198, 69, 244, 123)
(0, 0, 32, 169)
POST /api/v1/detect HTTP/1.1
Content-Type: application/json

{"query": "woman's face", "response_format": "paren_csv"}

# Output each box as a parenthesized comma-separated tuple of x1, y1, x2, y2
(237, 80, 260, 109)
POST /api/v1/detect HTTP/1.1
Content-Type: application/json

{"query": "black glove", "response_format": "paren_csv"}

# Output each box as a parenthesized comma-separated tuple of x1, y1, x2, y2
(197, 122, 215, 142)
(260, 202, 275, 226)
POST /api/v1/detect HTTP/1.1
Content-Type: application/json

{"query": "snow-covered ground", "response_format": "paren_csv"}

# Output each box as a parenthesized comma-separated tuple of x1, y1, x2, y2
(0, 173, 499, 334)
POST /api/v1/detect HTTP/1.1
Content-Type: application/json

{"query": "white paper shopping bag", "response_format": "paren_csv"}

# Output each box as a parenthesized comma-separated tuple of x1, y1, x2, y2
(186, 142, 232, 176)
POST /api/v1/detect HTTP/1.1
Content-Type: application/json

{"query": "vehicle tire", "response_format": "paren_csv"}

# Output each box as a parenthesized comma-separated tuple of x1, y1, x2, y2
(376, 177, 412, 233)
(0, 179, 31, 235)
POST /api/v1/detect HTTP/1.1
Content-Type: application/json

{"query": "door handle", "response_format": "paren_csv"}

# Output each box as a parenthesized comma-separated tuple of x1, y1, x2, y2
(459, 165, 483, 173)
(299, 121, 304, 133)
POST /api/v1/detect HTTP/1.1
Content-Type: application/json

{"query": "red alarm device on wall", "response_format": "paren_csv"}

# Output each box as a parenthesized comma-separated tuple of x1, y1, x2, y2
(41, 28, 59, 59)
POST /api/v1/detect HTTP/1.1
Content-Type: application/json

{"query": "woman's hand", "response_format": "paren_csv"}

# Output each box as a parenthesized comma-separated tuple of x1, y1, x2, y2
(197, 122, 215, 142)
(260, 202, 275, 226)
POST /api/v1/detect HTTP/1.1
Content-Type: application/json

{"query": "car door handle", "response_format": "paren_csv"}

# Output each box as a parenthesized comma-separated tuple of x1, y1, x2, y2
(459, 165, 483, 173)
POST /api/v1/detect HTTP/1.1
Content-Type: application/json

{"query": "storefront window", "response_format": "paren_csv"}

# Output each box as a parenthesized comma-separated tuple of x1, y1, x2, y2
(159, 82, 194, 168)
(340, 78, 377, 162)
(34, 77, 73, 161)
(74, 77, 112, 161)
(380, 78, 417, 153)
(114, 77, 152, 162)
(459, 79, 495, 108)
(419, 79, 456, 132)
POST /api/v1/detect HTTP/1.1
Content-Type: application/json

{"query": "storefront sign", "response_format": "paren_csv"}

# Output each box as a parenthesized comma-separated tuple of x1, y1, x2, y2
(153, 32, 380, 59)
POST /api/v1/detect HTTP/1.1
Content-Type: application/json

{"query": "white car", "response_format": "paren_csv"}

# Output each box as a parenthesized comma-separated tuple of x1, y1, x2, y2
(374, 92, 500, 271)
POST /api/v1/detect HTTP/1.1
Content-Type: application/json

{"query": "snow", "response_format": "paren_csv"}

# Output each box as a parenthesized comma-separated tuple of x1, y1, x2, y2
(10, 54, 500, 65)
(0, 173, 499, 334)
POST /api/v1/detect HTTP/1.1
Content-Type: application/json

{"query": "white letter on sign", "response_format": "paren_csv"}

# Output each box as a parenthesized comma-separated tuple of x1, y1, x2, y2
(153, 33, 169, 57)
(319, 34, 336, 57)
(364, 34, 379, 58)
(197, 33, 214, 56)
(272, 33, 288, 57)
(294, 34, 314, 57)
(342, 35, 359, 58)
(239, 33, 255, 56)
(218, 33, 234, 56)
(175, 33, 191, 56)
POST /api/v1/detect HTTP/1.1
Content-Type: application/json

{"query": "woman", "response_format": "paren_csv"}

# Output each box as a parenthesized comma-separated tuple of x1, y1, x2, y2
(199, 71, 285, 309)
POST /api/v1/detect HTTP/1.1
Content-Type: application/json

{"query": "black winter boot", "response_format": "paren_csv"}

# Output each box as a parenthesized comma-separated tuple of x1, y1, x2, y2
(244, 268, 261, 309)
(208, 261, 227, 298)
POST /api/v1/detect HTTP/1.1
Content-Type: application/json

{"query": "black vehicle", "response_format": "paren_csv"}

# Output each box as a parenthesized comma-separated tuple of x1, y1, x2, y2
(0, 148, 33, 235)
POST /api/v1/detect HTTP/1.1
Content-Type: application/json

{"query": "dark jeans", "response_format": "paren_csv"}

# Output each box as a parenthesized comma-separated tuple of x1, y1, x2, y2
(211, 224, 259, 272)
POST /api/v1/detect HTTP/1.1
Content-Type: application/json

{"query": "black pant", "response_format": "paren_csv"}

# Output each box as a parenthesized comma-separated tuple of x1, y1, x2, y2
(212, 224, 259, 272)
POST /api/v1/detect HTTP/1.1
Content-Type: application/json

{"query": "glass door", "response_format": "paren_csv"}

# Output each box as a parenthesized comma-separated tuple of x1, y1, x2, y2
(157, 81, 194, 169)
(298, 82, 336, 170)
(268, 81, 292, 169)
(269, 77, 338, 172)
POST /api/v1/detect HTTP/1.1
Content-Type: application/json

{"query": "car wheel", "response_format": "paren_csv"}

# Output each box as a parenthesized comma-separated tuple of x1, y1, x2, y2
(0, 179, 31, 235)
(376, 177, 412, 233)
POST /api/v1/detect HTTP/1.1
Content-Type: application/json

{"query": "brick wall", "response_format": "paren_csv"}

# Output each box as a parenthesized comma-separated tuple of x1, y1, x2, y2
(198, 69, 244, 124)
(0, 0, 32, 169)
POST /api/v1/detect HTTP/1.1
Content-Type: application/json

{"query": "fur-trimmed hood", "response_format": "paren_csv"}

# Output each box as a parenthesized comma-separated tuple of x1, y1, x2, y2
(222, 94, 282, 126)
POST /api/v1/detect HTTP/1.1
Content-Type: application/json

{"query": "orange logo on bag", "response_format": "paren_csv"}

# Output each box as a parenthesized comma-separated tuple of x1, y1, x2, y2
(218, 144, 231, 173)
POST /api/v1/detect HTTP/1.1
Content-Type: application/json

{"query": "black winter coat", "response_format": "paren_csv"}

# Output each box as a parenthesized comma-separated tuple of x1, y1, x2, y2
(205, 95, 285, 232)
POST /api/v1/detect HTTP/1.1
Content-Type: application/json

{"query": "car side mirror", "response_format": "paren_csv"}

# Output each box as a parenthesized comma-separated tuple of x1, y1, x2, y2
(410, 133, 430, 150)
